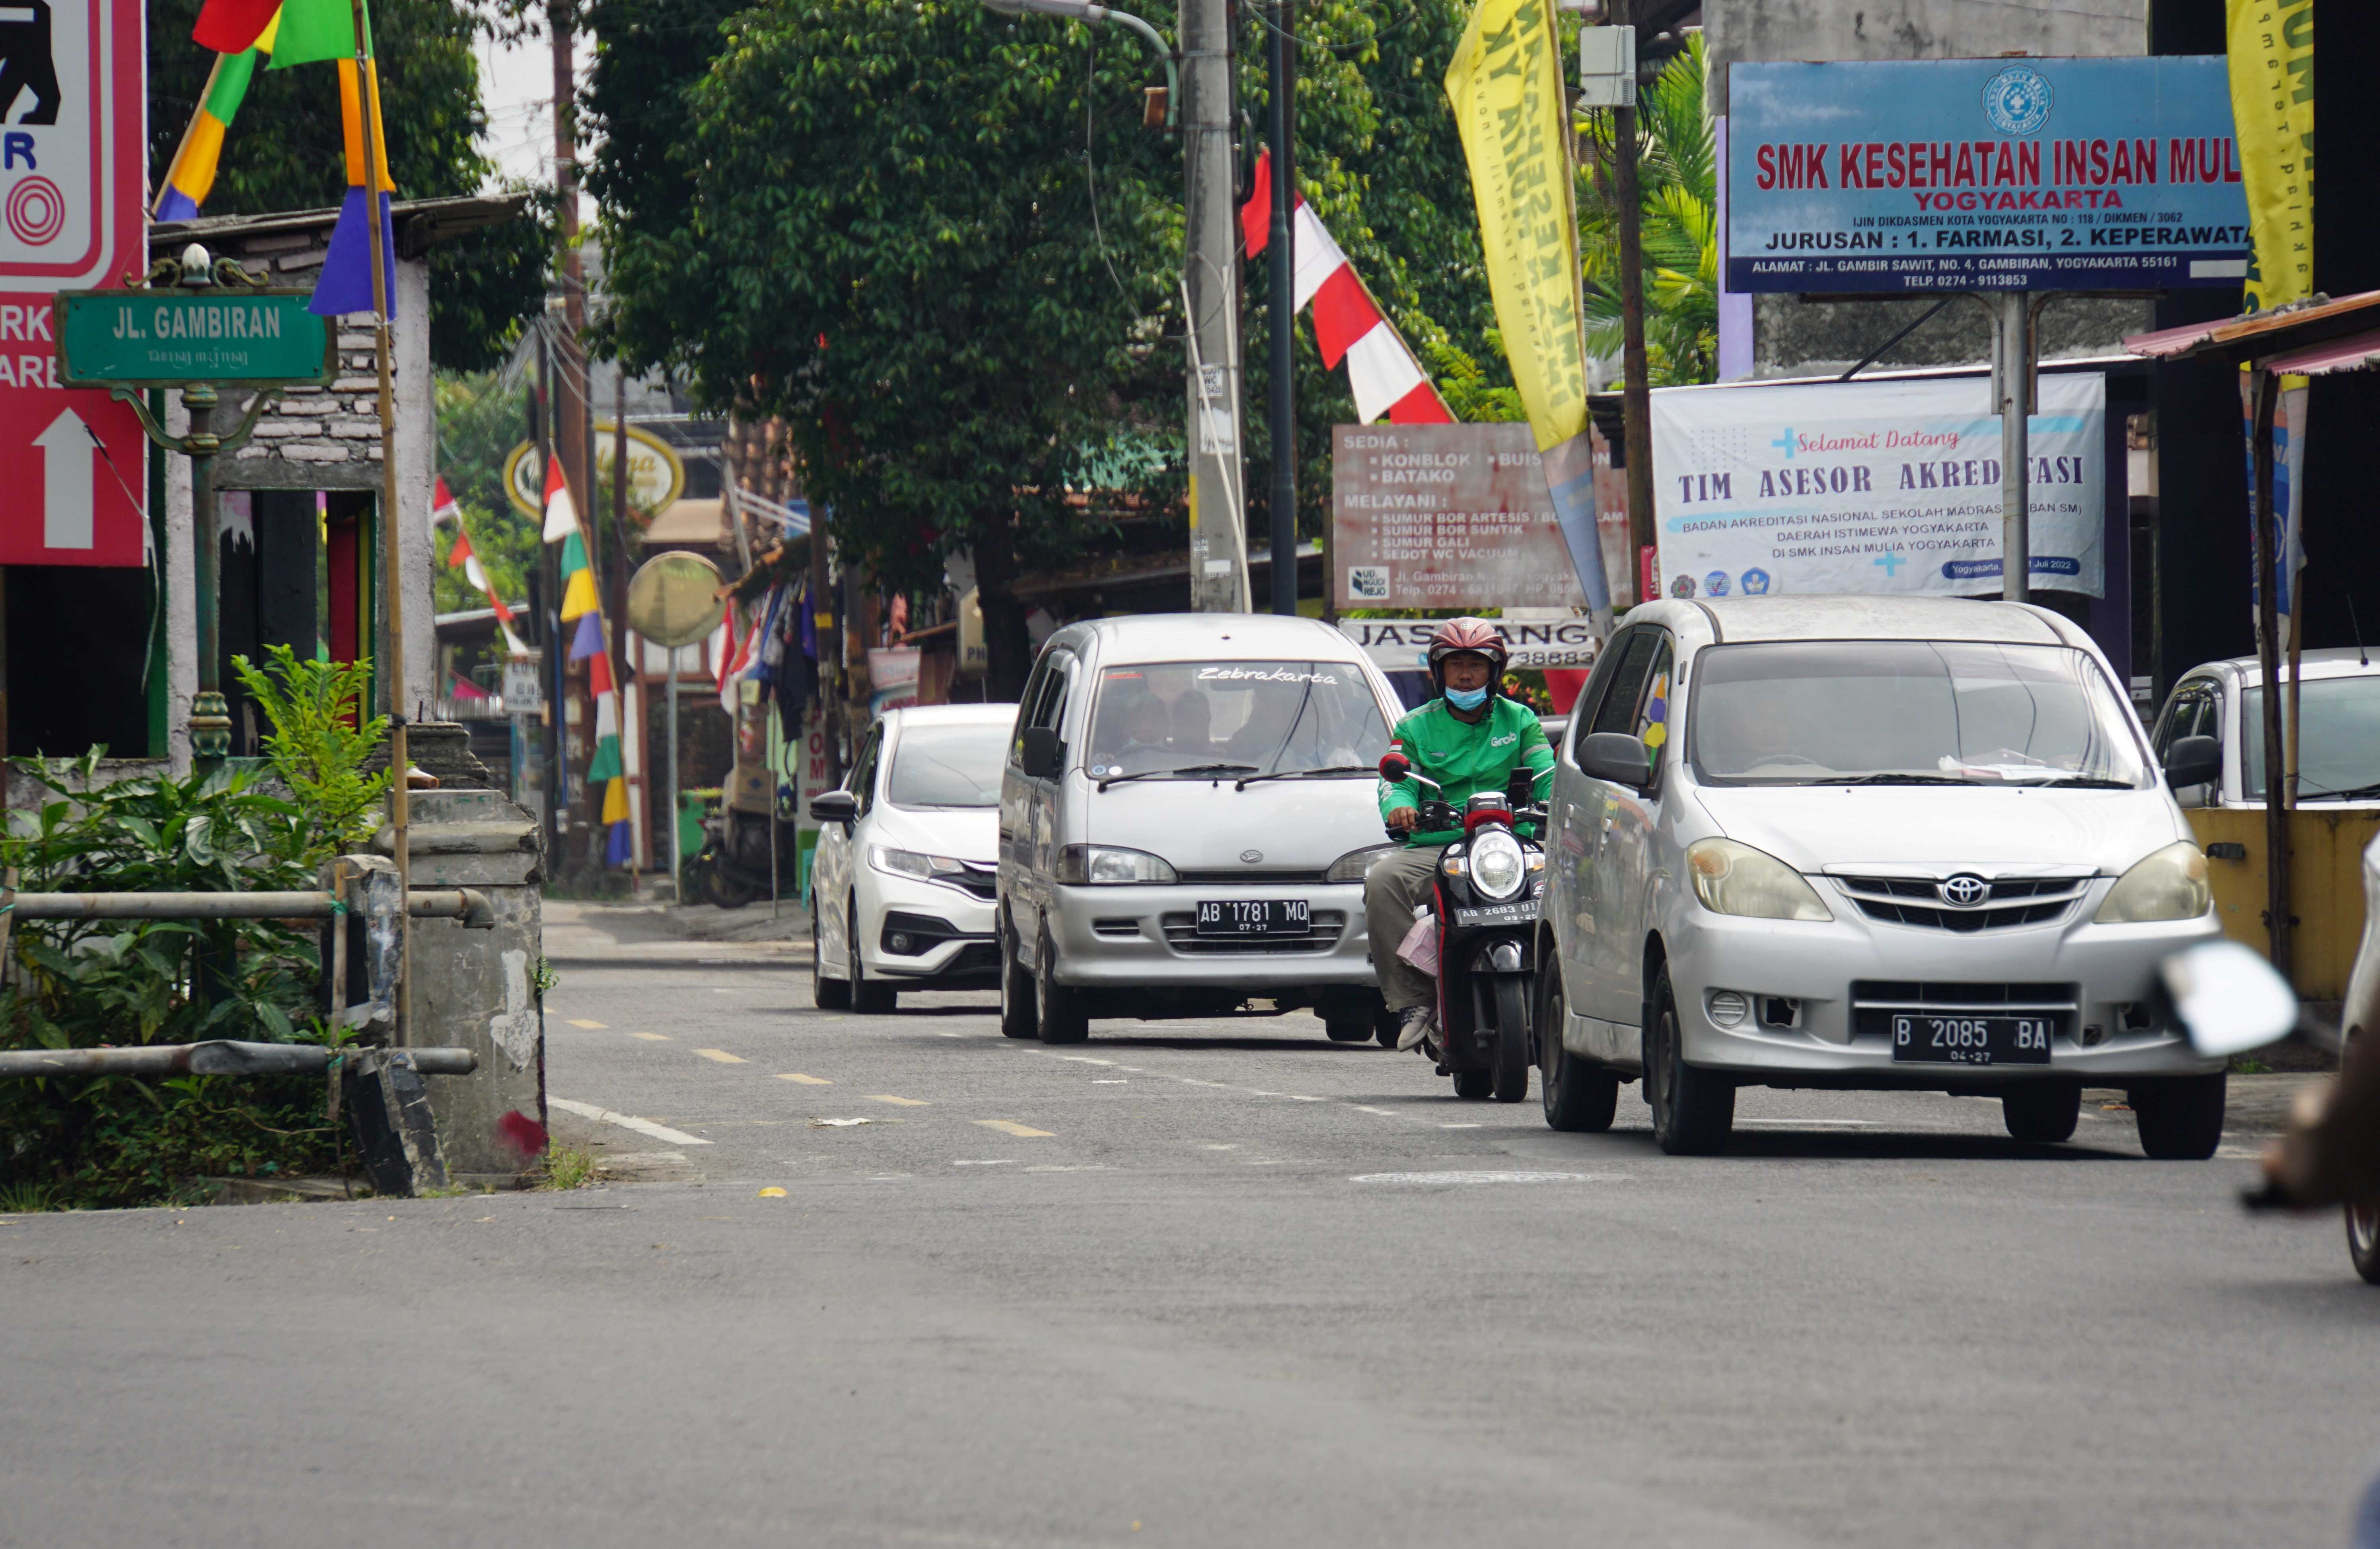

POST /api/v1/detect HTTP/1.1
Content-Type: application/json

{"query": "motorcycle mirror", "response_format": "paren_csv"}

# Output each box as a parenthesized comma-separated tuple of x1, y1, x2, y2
(2159, 939, 2299, 1057)
(1378, 753, 1410, 783)
(1505, 765, 1535, 807)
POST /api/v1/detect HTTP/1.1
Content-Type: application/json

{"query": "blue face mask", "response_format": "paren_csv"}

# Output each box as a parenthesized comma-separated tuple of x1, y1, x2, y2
(1444, 685, 1490, 711)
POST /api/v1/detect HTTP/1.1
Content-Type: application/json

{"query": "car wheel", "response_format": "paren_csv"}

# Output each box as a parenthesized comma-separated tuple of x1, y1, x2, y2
(811, 901, 851, 1010)
(998, 911, 1037, 1039)
(849, 899, 897, 1014)
(1645, 966, 1733, 1155)
(2001, 1082, 2080, 1144)
(1451, 1068, 1494, 1100)
(1490, 977, 1531, 1102)
(2348, 1205, 2380, 1286)
(2131, 1071, 2226, 1160)
(1540, 973, 1617, 1133)
(1034, 920, 1090, 1044)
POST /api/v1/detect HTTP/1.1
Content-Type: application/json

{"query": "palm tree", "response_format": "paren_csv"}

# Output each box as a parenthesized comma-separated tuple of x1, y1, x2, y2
(1579, 32, 1716, 387)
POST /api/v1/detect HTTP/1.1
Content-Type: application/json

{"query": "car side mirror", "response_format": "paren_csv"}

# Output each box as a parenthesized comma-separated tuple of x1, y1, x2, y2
(2164, 735, 2219, 791)
(1577, 731, 1653, 791)
(808, 790, 858, 826)
(1019, 726, 1063, 781)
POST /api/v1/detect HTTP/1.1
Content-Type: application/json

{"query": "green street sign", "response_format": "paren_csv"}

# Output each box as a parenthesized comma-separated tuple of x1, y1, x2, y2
(53, 289, 336, 389)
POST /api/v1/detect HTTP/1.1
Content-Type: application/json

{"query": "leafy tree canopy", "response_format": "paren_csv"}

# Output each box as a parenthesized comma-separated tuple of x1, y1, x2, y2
(433, 369, 541, 615)
(147, 0, 549, 370)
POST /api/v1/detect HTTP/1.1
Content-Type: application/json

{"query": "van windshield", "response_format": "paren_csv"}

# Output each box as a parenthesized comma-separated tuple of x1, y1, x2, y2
(1086, 661, 1389, 780)
(2243, 676, 2380, 800)
(1688, 640, 2149, 788)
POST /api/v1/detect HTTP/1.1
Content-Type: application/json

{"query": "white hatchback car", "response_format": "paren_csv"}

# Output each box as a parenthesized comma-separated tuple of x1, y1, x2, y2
(810, 703, 1015, 1012)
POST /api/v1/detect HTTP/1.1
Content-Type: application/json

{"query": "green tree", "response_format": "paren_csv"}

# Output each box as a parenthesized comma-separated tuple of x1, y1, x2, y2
(147, 0, 549, 370)
(1578, 34, 1716, 387)
(433, 370, 540, 615)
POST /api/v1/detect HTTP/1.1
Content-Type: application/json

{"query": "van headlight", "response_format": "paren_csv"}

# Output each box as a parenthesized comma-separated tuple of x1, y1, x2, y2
(1325, 844, 1396, 884)
(1057, 845, 1179, 885)
(1686, 838, 1831, 922)
(1469, 831, 1527, 901)
(2094, 841, 2211, 924)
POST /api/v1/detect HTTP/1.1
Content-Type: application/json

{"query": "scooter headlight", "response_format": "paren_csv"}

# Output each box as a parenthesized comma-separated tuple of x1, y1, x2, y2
(1469, 831, 1526, 901)
(1685, 838, 1831, 922)
(2094, 840, 2211, 924)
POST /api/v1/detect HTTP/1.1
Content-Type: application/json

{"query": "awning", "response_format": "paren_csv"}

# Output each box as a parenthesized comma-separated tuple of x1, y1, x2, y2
(2259, 327, 2380, 378)
(2123, 289, 2380, 365)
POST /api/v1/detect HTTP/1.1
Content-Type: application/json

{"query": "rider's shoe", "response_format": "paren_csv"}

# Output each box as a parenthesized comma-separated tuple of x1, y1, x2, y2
(1395, 1005, 1437, 1052)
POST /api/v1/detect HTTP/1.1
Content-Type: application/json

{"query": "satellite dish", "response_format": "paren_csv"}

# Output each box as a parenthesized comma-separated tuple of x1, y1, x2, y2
(627, 552, 727, 648)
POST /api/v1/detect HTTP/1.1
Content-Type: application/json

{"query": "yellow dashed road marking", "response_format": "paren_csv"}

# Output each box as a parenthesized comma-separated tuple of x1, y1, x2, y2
(567, 1020, 608, 1029)
(867, 1095, 929, 1106)
(974, 1119, 1054, 1138)
(777, 1073, 831, 1085)
(692, 1049, 747, 1064)
(629, 1032, 671, 1042)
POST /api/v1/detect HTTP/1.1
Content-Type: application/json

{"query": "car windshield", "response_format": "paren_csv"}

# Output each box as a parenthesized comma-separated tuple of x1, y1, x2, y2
(886, 722, 1010, 808)
(1085, 660, 1389, 780)
(2243, 676, 2380, 800)
(1688, 640, 2149, 787)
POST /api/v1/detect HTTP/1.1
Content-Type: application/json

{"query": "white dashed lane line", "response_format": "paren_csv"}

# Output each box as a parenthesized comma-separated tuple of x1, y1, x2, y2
(549, 1098, 714, 1147)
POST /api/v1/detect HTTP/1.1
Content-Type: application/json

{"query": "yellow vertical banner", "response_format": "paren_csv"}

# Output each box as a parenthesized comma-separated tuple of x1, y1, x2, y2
(1444, 0, 1586, 453)
(2226, 0, 2314, 312)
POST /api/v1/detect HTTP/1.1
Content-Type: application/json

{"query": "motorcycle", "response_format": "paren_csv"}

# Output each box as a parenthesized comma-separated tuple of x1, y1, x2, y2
(1378, 754, 1547, 1102)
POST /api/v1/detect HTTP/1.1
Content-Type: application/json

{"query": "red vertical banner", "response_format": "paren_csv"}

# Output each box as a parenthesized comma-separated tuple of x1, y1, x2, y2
(0, 0, 148, 566)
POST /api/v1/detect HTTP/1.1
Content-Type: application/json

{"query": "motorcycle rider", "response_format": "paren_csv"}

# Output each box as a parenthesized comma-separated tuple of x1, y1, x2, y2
(1367, 619, 1556, 1051)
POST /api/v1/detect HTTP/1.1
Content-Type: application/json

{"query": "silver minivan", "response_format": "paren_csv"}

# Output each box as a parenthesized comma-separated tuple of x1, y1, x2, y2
(1536, 596, 2228, 1158)
(996, 614, 1405, 1044)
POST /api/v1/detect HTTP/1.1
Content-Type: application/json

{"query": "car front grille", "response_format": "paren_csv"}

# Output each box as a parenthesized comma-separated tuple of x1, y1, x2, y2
(1172, 869, 1329, 885)
(1833, 873, 2088, 932)
(1850, 981, 2078, 1039)
(1159, 909, 1348, 954)
(951, 863, 998, 900)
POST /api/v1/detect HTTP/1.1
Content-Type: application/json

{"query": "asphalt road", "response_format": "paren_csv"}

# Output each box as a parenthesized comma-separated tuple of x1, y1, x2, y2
(2, 959, 2376, 1549)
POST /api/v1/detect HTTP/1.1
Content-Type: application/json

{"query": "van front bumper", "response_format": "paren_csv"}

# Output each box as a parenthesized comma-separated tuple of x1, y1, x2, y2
(1046, 881, 1379, 992)
(1667, 886, 2226, 1085)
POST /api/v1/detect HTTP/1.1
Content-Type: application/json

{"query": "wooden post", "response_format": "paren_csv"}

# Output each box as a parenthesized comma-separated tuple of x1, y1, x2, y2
(2251, 367, 2290, 985)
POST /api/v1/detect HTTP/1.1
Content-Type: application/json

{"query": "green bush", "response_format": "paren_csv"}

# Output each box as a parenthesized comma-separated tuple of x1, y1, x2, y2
(232, 644, 391, 858)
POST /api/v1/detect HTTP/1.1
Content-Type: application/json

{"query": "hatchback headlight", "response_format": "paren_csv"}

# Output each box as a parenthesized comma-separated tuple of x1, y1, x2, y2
(1469, 831, 1527, 901)
(1685, 838, 1831, 922)
(1057, 845, 1179, 885)
(870, 845, 970, 882)
(2094, 841, 2211, 924)
(1326, 844, 1396, 884)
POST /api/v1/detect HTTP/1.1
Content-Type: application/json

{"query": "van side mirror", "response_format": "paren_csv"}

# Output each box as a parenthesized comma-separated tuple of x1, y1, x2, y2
(1577, 731, 1653, 791)
(1020, 726, 1063, 781)
(2164, 735, 2219, 791)
(808, 790, 858, 827)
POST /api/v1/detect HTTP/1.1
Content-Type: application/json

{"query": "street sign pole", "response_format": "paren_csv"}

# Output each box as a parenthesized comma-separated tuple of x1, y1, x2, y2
(1991, 291, 2032, 606)
(56, 259, 335, 768)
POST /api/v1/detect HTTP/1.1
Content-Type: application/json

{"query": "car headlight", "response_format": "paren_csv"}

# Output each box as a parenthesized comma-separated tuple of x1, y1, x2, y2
(1685, 838, 1831, 922)
(870, 845, 971, 883)
(1325, 844, 1396, 884)
(2094, 840, 2211, 924)
(1469, 831, 1527, 901)
(1057, 845, 1179, 885)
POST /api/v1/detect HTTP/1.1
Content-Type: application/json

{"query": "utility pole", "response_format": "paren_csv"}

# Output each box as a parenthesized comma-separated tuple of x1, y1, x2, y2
(1181, 0, 1250, 613)
(1265, 0, 1297, 616)
(1608, 0, 1656, 590)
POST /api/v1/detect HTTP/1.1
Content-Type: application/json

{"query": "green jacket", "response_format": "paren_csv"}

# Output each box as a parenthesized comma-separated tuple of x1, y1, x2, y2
(1378, 697, 1555, 847)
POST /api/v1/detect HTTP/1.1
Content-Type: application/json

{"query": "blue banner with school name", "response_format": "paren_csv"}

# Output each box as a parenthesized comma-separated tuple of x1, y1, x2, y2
(1728, 56, 2251, 293)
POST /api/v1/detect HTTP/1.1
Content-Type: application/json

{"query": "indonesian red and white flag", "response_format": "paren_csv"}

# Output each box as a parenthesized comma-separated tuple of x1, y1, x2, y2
(1242, 152, 1454, 427)
(431, 476, 462, 526)
(540, 455, 579, 543)
(716, 609, 760, 716)
(445, 521, 528, 653)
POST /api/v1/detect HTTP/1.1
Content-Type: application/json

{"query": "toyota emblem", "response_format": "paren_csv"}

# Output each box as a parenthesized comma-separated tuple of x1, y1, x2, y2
(1240, 849, 1264, 864)
(1938, 874, 1991, 907)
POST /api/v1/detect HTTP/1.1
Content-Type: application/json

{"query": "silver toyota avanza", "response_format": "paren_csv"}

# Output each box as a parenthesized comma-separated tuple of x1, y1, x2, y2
(1535, 596, 2228, 1157)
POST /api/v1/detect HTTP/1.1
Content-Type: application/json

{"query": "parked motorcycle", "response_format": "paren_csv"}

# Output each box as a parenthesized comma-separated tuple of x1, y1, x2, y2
(1378, 754, 1547, 1102)
(681, 783, 802, 910)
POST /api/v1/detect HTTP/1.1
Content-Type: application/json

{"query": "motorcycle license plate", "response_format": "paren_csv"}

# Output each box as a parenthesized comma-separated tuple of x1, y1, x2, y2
(1453, 898, 1538, 928)
(1196, 899, 1310, 936)
(1890, 1014, 2054, 1065)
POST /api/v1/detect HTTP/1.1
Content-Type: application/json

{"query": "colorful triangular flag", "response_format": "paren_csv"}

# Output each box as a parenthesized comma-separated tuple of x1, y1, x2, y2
(542, 455, 578, 543)
(560, 566, 599, 622)
(268, 0, 372, 68)
(432, 475, 461, 525)
(560, 529, 588, 575)
(587, 735, 625, 784)
(567, 609, 603, 662)
(192, 0, 282, 54)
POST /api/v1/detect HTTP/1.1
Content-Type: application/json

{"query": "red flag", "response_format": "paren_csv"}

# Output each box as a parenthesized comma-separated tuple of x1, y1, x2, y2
(588, 648, 615, 697)
(432, 475, 461, 525)
(1241, 148, 1273, 257)
(193, 0, 282, 53)
(446, 526, 474, 569)
(450, 671, 490, 701)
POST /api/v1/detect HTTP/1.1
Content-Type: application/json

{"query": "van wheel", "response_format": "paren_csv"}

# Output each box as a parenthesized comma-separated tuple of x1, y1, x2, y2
(849, 899, 897, 1014)
(812, 905, 851, 1010)
(998, 913, 1037, 1038)
(1035, 921, 1090, 1044)
(2131, 1071, 2226, 1160)
(2349, 1205, 2380, 1286)
(1645, 967, 1732, 1155)
(2002, 1083, 2080, 1143)
(1540, 974, 1617, 1133)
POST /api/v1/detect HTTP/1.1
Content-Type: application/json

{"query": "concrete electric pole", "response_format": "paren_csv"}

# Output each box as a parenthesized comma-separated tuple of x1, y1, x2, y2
(1263, 0, 1296, 616)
